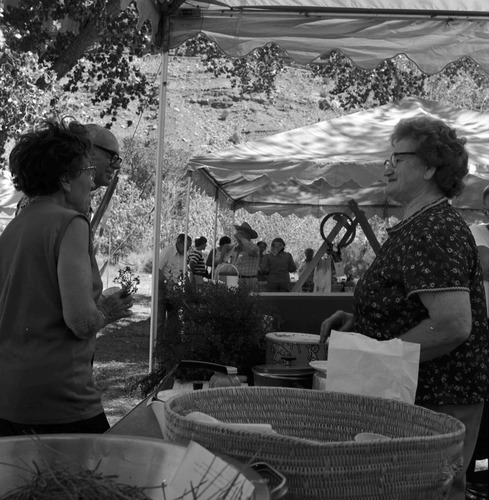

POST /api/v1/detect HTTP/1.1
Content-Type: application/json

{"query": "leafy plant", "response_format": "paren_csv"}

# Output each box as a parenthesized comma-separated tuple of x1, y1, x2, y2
(176, 34, 287, 98)
(113, 266, 140, 296)
(137, 280, 279, 395)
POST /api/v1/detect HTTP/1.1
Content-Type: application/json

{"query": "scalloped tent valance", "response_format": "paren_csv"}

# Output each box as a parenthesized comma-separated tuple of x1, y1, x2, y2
(126, 0, 489, 72)
(187, 98, 489, 222)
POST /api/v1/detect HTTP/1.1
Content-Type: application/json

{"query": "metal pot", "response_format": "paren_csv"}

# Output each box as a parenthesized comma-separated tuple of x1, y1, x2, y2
(252, 363, 315, 389)
(0, 434, 278, 499)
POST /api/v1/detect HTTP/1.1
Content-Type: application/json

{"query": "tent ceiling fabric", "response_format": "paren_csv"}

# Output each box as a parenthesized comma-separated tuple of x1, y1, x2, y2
(187, 98, 489, 221)
(129, 0, 489, 70)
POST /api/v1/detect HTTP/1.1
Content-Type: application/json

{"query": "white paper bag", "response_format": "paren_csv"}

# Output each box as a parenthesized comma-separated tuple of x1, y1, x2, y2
(326, 331, 420, 404)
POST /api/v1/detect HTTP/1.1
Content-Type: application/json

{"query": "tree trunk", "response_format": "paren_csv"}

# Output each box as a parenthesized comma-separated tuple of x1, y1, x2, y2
(50, 0, 122, 80)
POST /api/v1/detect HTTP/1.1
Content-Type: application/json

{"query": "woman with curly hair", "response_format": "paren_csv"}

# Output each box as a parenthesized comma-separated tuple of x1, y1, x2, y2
(320, 116, 489, 500)
(0, 118, 133, 436)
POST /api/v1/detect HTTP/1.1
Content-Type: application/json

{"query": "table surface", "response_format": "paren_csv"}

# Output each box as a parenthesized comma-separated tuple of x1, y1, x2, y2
(107, 393, 163, 438)
(107, 378, 210, 438)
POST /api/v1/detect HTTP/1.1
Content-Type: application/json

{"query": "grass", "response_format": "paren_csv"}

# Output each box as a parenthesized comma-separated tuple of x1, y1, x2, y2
(94, 273, 152, 427)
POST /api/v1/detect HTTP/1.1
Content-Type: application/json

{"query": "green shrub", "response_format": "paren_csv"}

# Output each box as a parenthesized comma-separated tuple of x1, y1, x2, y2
(137, 279, 279, 395)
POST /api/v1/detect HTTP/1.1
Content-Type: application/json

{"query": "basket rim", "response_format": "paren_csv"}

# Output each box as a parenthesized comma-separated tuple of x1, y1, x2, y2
(162, 386, 466, 447)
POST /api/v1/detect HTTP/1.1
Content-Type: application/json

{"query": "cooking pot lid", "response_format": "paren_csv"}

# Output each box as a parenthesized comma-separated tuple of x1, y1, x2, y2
(253, 364, 316, 377)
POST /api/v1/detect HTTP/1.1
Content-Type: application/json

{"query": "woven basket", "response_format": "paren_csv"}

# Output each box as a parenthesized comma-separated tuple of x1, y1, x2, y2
(161, 387, 464, 500)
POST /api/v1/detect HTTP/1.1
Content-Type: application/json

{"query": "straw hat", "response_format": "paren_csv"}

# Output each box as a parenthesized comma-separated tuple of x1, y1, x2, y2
(234, 222, 258, 239)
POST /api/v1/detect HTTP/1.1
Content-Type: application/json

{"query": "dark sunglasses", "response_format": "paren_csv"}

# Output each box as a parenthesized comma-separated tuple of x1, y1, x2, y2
(94, 144, 123, 168)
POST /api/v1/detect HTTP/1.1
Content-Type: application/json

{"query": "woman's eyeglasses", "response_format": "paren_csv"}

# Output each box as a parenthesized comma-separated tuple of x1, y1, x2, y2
(94, 144, 123, 167)
(384, 152, 418, 169)
(79, 166, 97, 181)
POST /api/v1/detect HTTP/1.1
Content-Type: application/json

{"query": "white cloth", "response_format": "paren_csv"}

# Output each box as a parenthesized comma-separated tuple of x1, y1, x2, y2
(470, 223, 489, 314)
(313, 257, 332, 293)
(159, 244, 186, 282)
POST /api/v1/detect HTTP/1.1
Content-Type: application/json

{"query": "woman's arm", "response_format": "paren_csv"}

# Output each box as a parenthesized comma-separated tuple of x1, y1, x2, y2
(399, 290, 471, 362)
(58, 217, 132, 339)
(319, 310, 355, 343)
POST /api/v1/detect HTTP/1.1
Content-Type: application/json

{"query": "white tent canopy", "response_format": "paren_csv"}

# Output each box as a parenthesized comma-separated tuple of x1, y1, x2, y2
(130, 0, 489, 70)
(187, 98, 489, 222)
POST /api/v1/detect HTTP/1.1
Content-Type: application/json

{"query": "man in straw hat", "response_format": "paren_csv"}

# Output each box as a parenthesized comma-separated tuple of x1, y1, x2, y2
(218, 222, 260, 289)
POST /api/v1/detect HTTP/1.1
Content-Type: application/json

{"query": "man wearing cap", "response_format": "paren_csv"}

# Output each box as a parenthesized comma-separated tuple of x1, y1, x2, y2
(218, 222, 260, 289)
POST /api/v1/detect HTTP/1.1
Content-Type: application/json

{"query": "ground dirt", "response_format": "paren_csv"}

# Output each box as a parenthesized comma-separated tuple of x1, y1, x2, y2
(94, 274, 152, 426)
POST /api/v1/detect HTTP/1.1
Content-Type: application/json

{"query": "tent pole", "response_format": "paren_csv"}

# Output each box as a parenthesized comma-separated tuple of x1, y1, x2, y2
(148, 50, 169, 374)
(211, 192, 219, 279)
(183, 177, 191, 276)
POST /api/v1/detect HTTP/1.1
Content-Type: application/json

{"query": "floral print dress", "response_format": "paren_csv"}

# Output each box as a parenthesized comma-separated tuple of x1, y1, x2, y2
(354, 199, 489, 405)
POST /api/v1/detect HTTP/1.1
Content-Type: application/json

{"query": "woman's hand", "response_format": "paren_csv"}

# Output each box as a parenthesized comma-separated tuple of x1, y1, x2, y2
(319, 310, 354, 343)
(98, 288, 134, 325)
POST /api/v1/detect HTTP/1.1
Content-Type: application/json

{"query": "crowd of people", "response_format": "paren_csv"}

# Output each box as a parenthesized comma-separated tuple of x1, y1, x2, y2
(0, 115, 487, 500)
(159, 222, 315, 293)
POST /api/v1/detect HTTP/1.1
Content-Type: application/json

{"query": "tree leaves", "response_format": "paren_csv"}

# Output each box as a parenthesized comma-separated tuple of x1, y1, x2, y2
(177, 34, 287, 99)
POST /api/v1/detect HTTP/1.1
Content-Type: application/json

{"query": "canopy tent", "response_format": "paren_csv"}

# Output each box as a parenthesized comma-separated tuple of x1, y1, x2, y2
(130, 0, 489, 71)
(187, 97, 489, 223)
(119, 0, 489, 369)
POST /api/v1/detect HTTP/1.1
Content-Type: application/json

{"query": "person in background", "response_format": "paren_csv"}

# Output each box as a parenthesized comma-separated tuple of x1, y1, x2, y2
(0, 118, 133, 436)
(219, 222, 260, 289)
(84, 124, 122, 189)
(15, 123, 122, 216)
(467, 185, 489, 482)
(298, 247, 315, 292)
(188, 236, 208, 285)
(261, 237, 297, 292)
(206, 235, 231, 278)
(319, 116, 488, 500)
(257, 241, 268, 284)
(470, 185, 489, 315)
(158, 233, 192, 344)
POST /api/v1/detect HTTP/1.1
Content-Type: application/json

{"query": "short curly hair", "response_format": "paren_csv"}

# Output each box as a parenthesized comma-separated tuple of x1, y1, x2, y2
(9, 118, 91, 197)
(390, 116, 468, 199)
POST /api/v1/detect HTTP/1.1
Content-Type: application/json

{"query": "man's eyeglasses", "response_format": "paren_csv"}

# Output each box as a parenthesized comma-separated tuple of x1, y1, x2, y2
(79, 166, 97, 181)
(384, 152, 418, 169)
(94, 144, 123, 168)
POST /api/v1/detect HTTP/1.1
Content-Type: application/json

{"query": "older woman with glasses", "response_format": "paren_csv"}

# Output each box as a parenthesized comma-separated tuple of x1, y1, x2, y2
(320, 116, 488, 500)
(0, 118, 134, 437)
